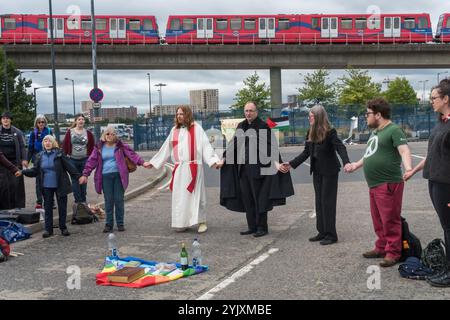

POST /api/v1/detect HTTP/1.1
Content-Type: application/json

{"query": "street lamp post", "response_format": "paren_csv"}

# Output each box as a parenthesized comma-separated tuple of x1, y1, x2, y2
(18, 70, 39, 82)
(64, 78, 76, 116)
(33, 85, 53, 117)
(154, 83, 167, 118)
(419, 80, 429, 105)
(49, 0, 60, 143)
(146, 73, 152, 118)
(3, 45, 10, 111)
(437, 71, 449, 84)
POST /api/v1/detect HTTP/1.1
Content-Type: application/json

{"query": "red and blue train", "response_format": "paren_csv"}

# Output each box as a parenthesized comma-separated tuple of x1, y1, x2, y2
(0, 13, 449, 44)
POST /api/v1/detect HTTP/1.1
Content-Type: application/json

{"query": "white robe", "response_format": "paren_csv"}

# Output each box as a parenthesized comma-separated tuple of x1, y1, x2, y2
(150, 122, 219, 228)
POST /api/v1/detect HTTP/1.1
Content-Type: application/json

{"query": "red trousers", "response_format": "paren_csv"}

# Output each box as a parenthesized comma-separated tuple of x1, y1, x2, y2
(369, 182, 404, 260)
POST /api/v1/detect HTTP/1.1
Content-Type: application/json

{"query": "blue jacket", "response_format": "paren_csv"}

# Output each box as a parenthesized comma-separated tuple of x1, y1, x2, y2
(27, 127, 52, 162)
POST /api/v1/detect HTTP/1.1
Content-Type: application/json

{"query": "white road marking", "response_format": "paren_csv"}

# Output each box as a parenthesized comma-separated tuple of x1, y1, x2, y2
(197, 248, 279, 300)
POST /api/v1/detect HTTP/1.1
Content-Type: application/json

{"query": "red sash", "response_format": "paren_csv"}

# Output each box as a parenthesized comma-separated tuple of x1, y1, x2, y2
(169, 124, 198, 193)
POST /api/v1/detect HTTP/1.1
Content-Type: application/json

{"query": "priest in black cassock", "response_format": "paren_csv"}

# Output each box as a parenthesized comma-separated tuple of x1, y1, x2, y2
(218, 101, 294, 237)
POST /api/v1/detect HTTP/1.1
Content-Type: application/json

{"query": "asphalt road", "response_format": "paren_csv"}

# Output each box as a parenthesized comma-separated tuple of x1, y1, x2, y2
(2, 141, 448, 301)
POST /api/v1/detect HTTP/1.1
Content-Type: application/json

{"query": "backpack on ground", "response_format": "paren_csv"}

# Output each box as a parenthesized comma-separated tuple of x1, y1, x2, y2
(400, 217, 422, 262)
(421, 238, 447, 274)
(0, 220, 31, 243)
(0, 236, 10, 263)
(71, 203, 98, 225)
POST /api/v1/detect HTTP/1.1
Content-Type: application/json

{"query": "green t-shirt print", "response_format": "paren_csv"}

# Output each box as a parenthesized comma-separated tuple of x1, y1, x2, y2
(362, 123, 407, 188)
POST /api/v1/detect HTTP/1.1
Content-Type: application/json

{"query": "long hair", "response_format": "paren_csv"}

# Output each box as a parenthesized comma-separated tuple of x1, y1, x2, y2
(71, 114, 86, 129)
(308, 104, 331, 143)
(174, 106, 194, 128)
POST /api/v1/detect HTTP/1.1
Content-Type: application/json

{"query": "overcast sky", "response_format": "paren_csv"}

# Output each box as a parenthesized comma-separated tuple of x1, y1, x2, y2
(2, 0, 449, 115)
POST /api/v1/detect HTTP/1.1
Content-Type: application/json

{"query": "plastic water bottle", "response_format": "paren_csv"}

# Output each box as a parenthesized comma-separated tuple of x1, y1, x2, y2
(191, 238, 202, 267)
(107, 233, 118, 258)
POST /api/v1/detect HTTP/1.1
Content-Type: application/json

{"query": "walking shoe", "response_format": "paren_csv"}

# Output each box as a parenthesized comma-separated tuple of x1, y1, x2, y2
(320, 238, 337, 245)
(198, 223, 207, 233)
(379, 257, 399, 268)
(253, 229, 268, 237)
(61, 229, 70, 236)
(240, 229, 256, 235)
(117, 225, 125, 232)
(103, 225, 113, 233)
(35, 203, 43, 209)
(426, 270, 450, 287)
(362, 250, 385, 259)
(42, 231, 53, 238)
(309, 234, 325, 242)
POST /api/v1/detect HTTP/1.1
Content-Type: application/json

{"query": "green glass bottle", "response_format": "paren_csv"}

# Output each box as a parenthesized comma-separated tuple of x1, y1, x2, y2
(180, 242, 188, 270)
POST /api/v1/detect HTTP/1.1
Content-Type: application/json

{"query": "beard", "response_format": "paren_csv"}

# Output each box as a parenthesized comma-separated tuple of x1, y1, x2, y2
(367, 119, 379, 129)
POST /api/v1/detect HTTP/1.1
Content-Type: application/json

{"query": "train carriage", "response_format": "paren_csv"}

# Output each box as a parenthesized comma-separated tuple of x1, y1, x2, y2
(0, 14, 160, 44)
(436, 13, 450, 42)
(164, 14, 302, 44)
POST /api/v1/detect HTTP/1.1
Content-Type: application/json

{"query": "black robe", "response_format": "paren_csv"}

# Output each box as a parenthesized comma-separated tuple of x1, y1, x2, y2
(220, 117, 294, 213)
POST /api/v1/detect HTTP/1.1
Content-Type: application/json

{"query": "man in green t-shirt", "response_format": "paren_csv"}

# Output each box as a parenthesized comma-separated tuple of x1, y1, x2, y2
(346, 98, 412, 268)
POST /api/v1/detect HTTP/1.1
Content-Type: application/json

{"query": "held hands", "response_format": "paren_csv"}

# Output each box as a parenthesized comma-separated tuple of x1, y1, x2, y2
(344, 163, 358, 173)
(278, 162, 291, 173)
(213, 159, 224, 169)
(79, 176, 88, 185)
(22, 160, 28, 169)
(15, 170, 22, 177)
(143, 161, 153, 169)
(403, 169, 414, 181)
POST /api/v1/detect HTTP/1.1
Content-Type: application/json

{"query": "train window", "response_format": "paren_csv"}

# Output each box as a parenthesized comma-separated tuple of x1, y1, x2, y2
(447, 17, 450, 28)
(82, 19, 92, 30)
(143, 19, 154, 31)
(57, 18, 63, 30)
(183, 19, 194, 30)
(244, 19, 256, 30)
(269, 18, 275, 29)
(311, 18, 319, 29)
(355, 18, 366, 29)
(404, 18, 415, 29)
(170, 18, 181, 30)
(341, 19, 352, 30)
(67, 17, 79, 30)
(278, 19, 290, 30)
(4, 18, 16, 30)
(230, 18, 242, 30)
(418, 17, 429, 29)
(368, 17, 380, 30)
(216, 19, 227, 30)
(330, 18, 337, 29)
(322, 19, 328, 29)
(96, 19, 107, 31)
(129, 20, 141, 31)
(38, 18, 46, 30)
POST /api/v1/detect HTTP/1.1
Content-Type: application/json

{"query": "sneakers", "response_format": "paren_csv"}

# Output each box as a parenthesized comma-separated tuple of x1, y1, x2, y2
(118, 225, 125, 232)
(379, 257, 399, 268)
(362, 250, 386, 259)
(61, 229, 70, 236)
(103, 225, 112, 233)
(198, 223, 207, 233)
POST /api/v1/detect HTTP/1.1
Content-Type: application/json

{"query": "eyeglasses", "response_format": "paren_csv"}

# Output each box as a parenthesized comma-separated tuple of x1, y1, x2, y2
(365, 112, 375, 117)
(430, 96, 441, 101)
(37, 121, 46, 124)
(105, 133, 116, 136)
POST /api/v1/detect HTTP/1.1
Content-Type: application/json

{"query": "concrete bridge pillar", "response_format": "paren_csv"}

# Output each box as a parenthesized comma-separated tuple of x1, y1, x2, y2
(270, 67, 282, 109)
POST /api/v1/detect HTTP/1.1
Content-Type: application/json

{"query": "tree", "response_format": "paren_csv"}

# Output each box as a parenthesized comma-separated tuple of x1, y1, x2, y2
(298, 69, 337, 105)
(338, 69, 382, 111)
(383, 77, 418, 106)
(233, 72, 271, 111)
(0, 48, 35, 131)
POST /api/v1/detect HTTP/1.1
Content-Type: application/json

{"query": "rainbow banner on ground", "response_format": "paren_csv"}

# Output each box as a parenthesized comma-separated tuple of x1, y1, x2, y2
(96, 256, 208, 288)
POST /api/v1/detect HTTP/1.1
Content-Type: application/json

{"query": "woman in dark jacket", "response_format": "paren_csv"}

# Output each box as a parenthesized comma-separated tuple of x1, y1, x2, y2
(22, 135, 80, 238)
(281, 104, 351, 245)
(404, 79, 450, 287)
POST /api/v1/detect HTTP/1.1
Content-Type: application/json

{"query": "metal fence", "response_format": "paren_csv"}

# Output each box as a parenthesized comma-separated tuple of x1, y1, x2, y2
(133, 104, 438, 150)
